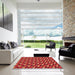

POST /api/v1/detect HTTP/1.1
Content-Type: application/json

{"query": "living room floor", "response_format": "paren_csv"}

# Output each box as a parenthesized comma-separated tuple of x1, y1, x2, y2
(0, 48, 75, 75)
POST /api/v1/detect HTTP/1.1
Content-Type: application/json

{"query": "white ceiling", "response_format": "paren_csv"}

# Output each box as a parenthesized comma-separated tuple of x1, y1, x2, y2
(16, 0, 61, 3)
(18, 3, 62, 9)
(4, 0, 62, 10)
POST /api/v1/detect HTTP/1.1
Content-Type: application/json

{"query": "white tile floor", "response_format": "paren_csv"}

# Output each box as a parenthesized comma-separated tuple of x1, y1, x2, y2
(0, 48, 75, 75)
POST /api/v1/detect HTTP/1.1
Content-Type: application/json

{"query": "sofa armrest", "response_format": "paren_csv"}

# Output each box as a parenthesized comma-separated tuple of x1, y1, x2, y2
(60, 46, 68, 49)
(0, 50, 13, 64)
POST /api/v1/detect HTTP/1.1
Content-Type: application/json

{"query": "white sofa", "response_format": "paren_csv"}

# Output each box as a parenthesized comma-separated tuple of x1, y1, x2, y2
(0, 46, 24, 64)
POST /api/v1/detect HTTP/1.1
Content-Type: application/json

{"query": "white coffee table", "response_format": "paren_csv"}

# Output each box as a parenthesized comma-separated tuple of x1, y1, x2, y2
(34, 50, 49, 57)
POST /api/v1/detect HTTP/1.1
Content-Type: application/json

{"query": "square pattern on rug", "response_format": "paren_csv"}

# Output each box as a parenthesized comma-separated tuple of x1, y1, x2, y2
(14, 57, 62, 69)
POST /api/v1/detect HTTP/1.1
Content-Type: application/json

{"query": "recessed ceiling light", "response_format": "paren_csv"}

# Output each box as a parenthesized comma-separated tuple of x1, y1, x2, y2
(37, 0, 40, 2)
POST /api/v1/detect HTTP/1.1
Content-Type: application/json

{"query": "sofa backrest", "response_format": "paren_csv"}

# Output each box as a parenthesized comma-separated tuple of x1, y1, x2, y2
(50, 41, 56, 48)
(69, 44, 75, 53)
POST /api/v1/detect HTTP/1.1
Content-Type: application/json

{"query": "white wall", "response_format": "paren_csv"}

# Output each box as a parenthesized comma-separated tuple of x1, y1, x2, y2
(0, 27, 17, 42)
(0, 0, 18, 42)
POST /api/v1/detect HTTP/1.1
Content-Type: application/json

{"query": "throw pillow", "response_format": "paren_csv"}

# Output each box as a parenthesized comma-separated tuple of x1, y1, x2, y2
(7, 43, 11, 49)
(10, 42, 18, 48)
(0, 42, 8, 49)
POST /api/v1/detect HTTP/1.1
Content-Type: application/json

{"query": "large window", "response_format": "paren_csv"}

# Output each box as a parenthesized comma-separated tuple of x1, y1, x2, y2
(19, 10, 63, 48)
(19, 10, 63, 40)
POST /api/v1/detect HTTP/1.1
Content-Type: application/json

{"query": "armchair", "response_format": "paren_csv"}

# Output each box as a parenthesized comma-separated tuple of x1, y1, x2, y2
(45, 41, 56, 51)
(59, 44, 75, 59)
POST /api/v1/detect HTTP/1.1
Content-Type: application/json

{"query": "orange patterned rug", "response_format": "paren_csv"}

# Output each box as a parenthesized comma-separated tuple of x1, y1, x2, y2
(14, 57, 62, 69)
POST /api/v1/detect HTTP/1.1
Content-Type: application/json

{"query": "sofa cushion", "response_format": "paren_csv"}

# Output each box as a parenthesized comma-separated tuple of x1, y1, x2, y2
(10, 42, 18, 48)
(13, 48, 21, 60)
